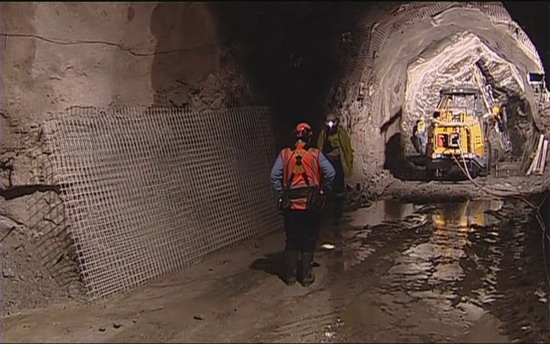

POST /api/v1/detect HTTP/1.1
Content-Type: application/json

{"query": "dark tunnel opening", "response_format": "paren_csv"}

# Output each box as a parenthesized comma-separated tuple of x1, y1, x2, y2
(211, 2, 366, 148)
(503, 2, 550, 85)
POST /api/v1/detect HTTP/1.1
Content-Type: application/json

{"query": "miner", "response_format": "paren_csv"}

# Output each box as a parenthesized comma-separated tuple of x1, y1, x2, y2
(270, 122, 335, 287)
(316, 114, 354, 224)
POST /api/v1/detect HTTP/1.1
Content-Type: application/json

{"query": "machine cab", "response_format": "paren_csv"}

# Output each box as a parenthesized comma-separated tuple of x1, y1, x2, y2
(432, 87, 483, 121)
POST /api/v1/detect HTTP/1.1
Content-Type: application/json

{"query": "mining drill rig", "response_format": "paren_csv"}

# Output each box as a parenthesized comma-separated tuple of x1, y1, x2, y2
(420, 62, 513, 180)
(424, 87, 489, 179)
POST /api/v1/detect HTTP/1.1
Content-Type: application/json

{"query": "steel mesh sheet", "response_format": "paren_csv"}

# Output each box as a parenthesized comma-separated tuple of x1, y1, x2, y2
(43, 106, 282, 300)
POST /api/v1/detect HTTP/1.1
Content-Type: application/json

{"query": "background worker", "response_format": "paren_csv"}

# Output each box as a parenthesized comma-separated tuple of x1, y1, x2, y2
(316, 114, 353, 224)
(270, 122, 335, 287)
(412, 118, 428, 155)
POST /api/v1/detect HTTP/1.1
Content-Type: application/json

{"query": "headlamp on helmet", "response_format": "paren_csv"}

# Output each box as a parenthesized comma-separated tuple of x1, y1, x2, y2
(325, 114, 339, 129)
(294, 122, 313, 142)
(326, 119, 338, 128)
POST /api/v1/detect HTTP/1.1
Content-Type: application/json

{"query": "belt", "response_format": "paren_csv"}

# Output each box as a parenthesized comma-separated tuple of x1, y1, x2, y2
(284, 186, 318, 199)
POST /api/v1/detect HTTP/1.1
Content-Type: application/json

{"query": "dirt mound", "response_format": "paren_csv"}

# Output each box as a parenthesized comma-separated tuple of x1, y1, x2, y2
(1, 216, 84, 316)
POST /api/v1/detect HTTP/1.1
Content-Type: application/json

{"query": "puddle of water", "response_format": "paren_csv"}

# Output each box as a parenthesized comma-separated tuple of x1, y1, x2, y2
(340, 199, 503, 269)
(386, 200, 506, 297)
(432, 200, 504, 229)
(348, 199, 504, 229)
(348, 200, 420, 227)
(333, 198, 530, 342)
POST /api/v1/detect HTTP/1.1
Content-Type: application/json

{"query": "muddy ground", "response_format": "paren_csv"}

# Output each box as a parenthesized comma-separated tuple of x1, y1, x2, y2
(3, 195, 550, 343)
(382, 175, 549, 202)
(2, 173, 547, 319)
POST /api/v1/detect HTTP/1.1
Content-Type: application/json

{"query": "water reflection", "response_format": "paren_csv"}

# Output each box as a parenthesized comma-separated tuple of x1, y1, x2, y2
(432, 200, 504, 229)
(348, 200, 421, 227)
(386, 199, 507, 334)
(332, 198, 546, 342)
(428, 199, 504, 281)
(341, 199, 505, 274)
(344, 199, 507, 313)
(342, 200, 429, 269)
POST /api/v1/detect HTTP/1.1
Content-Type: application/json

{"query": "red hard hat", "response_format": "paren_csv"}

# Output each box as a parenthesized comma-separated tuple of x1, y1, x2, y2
(295, 122, 313, 141)
(296, 122, 312, 132)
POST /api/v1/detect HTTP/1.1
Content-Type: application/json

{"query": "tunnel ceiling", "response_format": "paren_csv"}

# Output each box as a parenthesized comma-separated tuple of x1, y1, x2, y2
(329, 2, 546, 187)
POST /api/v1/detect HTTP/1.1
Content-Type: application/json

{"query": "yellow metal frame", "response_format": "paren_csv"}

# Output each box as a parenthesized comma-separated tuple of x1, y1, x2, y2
(428, 97, 485, 159)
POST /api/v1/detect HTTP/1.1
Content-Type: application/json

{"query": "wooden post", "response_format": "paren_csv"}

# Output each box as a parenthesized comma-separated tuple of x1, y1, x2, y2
(527, 134, 544, 175)
(537, 139, 548, 175)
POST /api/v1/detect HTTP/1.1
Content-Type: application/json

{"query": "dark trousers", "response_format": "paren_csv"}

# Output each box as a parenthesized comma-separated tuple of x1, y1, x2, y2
(328, 158, 345, 219)
(284, 210, 321, 252)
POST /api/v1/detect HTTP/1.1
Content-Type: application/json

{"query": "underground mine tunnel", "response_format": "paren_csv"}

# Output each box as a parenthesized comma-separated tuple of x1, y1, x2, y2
(2, 1, 550, 343)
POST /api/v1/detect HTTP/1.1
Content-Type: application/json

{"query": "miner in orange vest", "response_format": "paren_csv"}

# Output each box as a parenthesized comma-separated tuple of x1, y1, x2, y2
(270, 122, 335, 287)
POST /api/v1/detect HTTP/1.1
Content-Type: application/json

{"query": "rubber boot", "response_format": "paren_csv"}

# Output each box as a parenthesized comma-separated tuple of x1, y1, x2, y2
(333, 195, 343, 225)
(300, 251, 315, 287)
(284, 250, 299, 285)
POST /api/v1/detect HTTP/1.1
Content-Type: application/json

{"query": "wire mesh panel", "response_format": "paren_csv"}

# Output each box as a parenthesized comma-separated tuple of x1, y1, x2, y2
(43, 106, 282, 300)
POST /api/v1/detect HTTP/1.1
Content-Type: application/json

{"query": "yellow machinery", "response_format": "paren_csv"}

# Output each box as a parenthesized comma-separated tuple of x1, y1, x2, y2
(426, 88, 488, 179)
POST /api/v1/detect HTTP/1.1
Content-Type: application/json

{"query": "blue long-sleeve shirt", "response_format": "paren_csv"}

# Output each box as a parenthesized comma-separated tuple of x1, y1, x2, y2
(270, 149, 336, 196)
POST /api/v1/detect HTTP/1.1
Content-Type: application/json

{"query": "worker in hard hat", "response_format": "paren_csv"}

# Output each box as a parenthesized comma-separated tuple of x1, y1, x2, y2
(412, 118, 428, 155)
(491, 104, 505, 133)
(270, 122, 335, 287)
(316, 114, 354, 224)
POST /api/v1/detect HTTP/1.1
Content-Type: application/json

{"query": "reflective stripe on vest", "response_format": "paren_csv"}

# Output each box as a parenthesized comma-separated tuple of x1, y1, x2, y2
(281, 144, 321, 210)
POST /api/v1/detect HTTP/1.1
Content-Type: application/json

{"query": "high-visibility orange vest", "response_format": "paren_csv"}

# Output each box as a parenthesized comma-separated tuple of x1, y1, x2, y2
(280, 143, 322, 211)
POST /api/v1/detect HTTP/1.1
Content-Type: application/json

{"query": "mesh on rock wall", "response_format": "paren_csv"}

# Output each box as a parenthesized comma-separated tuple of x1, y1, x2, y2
(42, 106, 282, 300)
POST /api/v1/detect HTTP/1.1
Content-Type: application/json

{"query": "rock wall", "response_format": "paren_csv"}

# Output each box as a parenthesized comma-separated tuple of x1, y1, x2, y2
(0, 2, 252, 315)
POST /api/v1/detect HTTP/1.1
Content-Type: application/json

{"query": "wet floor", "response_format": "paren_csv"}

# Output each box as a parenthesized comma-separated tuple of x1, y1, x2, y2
(320, 198, 550, 343)
(3, 197, 550, 343)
